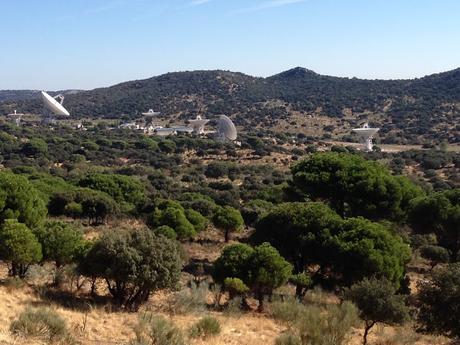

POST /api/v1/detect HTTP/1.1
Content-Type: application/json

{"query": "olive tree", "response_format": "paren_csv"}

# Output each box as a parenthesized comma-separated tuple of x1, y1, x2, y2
(80, 228, 182, 311)
(345, 277, 409, 345)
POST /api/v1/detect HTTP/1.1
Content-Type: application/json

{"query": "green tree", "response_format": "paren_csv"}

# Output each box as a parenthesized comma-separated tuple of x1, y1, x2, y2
(254, 203, 410, 286)
(184, 208, 208, 232)
(289, 272, 313, 299)
(213, 243, 292, 312)
(78, 174, 145, 208)
(212, 206, 244, 242)
(254, 202, 342, 273)
(417, 263, 460, 338)
(0, 172, 47, 228)
(80, 228, 182, 311)
(345, 277, 409, 345)
(213, 243, 254, 284)
(224, 277, 249, 299)
(149, 206, 196, 239)
(248, 243, 292, 311)
(78, 189, 119, 225)
(0, 219, 42, 277)
(409, 190, 460, 261)
(419, 245, 450, 270)
(290, 152, 423, 220)
(34, 221, 85, 268)
(333, 217, 411, 285)
(21, 138, 48, 157)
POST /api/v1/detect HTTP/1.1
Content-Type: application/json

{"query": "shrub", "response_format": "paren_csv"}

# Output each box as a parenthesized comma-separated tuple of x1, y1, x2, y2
(224, 277, 249, 299)
(131, 313, 186, 345)
(419, 245, 450, 270)
(275, 332, 302, 345)
(169, 282, 208, 314)
(189, 316, 221, 338)
(270, 296, 308, 327)
(154, 225, 177, 240)
(272, 299, 358, 345)
(297, 302, 359, 345)
(10, 307, 70, 342)
(4, 277, 25, 291)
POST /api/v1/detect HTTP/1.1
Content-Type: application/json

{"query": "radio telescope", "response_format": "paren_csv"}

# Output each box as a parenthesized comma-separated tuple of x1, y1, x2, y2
(142, 109, 161, 116)
(41, 91, 70, 117)
(188, 115, 209, 135)
(352, 123, 380, 152)
(216, 115, 237, 142)
(8, 110, 24, 126)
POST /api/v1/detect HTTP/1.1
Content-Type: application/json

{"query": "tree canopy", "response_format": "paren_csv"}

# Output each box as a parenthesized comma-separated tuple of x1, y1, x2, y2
(0, 172, 47, 228)
(408, 189, 460, 261)
(290, 152, 423, 221)
(212, 206, 244, 242)
(213, 242, 292, 311)
(254, 202, 411, 286)
(417, 263, 460, 338)
(79, 228, 182, 311)
(345, 277, 409, 345)
(0, 219, 42, 277)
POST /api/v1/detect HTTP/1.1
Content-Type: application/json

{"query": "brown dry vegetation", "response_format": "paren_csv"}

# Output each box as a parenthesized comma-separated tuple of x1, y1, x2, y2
(0, 227, 455, 345)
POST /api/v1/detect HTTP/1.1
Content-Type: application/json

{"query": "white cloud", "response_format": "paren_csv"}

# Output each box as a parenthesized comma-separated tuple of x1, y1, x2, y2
(234, 0, 307, 13)
(190, 0, 213, 6)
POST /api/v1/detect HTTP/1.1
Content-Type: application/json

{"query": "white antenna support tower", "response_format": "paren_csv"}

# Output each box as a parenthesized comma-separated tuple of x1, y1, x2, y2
(352, 123, 380, 152)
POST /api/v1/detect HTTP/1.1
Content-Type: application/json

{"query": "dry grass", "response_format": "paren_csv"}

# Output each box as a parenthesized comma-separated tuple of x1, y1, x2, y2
(0, 229, 456, 345)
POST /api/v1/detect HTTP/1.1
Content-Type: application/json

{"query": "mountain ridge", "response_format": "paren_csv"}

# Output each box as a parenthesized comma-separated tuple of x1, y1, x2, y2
(1, 67, 459, 144)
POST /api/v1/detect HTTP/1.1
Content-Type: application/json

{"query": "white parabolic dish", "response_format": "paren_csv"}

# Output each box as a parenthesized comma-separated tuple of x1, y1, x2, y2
(41, 91, 70, 116)
(217, 115, 237, 141)
(352, 127, 380, 138)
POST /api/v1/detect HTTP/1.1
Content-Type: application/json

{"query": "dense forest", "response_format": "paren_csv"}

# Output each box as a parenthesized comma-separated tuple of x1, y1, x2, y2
(1, 67, 459, 144)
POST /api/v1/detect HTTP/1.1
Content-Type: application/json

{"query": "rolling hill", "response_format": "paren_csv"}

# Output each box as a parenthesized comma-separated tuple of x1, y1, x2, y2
(1, 68, 459, 144)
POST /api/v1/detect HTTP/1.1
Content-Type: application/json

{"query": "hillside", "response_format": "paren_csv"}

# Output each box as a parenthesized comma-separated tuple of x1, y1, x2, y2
(1, 68, 459, 143)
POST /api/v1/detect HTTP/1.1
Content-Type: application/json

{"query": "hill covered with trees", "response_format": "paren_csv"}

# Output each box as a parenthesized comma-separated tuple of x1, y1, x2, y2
(1, 67, 460, 143)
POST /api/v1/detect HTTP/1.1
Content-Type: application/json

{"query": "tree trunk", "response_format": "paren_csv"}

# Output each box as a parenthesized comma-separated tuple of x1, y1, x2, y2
(257, 291, 265, 312)
(224, 229, 230, 243)
(362, 321, 375, 345)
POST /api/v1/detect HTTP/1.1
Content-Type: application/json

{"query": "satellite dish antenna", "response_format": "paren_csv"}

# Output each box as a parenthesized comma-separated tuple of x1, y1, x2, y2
(41, 91, 70, 123)
(352, 123, 380, 151)
(142, 109, 161, 116)
(188, 115, 210, 135)
(7, 109, 24, 126)
(216, 115, 237, 142)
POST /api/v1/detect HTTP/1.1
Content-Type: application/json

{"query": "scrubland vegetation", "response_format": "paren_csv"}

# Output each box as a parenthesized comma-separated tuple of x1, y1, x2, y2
(0, 118, 459, 344)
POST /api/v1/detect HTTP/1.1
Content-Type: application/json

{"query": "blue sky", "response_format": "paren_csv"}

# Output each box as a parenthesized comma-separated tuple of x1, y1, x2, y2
(1, 0, 459, 90)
